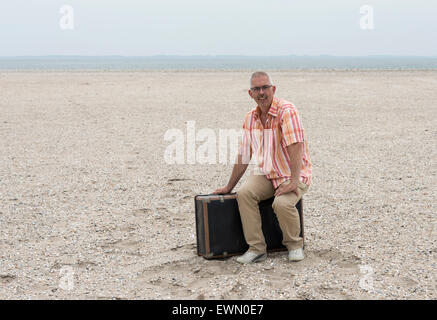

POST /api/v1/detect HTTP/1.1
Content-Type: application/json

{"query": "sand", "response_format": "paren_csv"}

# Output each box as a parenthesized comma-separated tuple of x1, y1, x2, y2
(0, 70, 436, 299)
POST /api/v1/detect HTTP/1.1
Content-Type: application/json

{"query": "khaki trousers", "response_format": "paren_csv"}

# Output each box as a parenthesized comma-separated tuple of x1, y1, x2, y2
(236, 174, 309, 254)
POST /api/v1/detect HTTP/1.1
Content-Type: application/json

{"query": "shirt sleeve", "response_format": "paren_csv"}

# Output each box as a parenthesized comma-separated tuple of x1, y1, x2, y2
(280, 108, 304, 146)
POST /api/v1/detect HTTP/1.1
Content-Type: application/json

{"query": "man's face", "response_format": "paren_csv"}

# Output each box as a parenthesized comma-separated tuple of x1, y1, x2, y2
(248, 75, 276, 109)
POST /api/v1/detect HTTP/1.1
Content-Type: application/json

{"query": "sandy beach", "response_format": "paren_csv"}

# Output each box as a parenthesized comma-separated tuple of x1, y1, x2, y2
(0, 70, 436, 299)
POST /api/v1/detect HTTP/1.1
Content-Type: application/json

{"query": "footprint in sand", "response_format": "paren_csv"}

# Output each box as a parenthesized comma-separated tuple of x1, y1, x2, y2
(133, 208, 151, 217)
(0, 274, 16, 284)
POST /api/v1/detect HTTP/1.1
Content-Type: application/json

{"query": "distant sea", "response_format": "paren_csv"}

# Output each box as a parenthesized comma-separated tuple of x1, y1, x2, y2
(1, 56, 437, 70)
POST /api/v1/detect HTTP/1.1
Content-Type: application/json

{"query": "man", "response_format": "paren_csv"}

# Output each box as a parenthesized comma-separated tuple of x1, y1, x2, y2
(213, 71, 312, 264)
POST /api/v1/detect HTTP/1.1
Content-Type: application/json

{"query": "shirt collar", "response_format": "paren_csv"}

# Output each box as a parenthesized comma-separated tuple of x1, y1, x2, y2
(268, 97, 279, 117)
(255, 97, 279, 119)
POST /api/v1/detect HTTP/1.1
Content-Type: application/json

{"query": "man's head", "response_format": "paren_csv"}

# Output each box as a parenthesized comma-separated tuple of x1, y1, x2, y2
(248, 71, 276, 110)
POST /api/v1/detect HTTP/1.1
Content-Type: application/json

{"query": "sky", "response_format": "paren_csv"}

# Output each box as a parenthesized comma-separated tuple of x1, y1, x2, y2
(0, 0, 436, 56)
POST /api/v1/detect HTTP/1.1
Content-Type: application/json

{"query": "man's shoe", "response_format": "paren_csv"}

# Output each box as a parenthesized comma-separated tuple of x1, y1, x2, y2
(236, 251, 267, 264)
(288, 248, 305, 262)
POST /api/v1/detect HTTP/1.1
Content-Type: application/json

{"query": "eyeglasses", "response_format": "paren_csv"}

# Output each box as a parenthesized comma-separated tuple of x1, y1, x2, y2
(250, 85, 272, 93)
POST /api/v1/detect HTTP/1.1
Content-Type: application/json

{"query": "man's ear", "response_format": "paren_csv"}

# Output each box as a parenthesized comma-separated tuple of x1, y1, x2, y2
(248, 90, 253, 99)
(272, 86, 276, 95)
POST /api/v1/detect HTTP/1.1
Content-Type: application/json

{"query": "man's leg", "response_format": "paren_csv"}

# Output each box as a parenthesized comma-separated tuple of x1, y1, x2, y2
(272, 181, 309, 251)
(236, 174, 275, 254)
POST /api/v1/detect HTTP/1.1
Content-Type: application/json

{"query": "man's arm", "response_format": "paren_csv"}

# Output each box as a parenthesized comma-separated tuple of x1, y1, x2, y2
(287, 142, 302, 185)
(213, 154, 249, 194)
(274, 142, 302, 196)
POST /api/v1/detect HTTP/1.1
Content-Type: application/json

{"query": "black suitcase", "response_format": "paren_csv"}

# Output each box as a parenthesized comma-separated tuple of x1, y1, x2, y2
(194, 193, 304, 259)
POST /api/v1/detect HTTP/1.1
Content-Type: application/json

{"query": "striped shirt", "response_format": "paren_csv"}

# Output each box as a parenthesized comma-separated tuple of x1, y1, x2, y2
(238, 97, 312, 188)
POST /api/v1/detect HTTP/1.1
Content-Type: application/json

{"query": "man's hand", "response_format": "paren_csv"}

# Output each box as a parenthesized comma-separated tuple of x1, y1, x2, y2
(213, 186, 232, 195)
(274, 180, 298, 197)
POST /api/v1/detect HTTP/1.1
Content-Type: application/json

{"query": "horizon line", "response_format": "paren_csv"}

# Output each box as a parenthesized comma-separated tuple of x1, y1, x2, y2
(1, 54, 437, 58)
